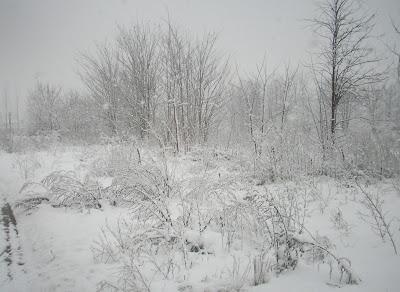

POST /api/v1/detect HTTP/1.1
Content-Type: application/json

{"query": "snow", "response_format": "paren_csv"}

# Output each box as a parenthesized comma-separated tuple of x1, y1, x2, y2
(1, 146, 400, 291)
(17, 203, 126, 291)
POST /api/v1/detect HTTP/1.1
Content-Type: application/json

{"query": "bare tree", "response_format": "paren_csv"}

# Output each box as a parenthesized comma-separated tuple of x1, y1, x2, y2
(310, 0, 382, 140)
(234, 61, 299, 177)
(306, 67, 333, 168)
(160, 22, 228, 152)
(235, 59, 275, 158)
(79, 43, 121, 135)
(27, 82, 62, 133)
(117, 24, 160, 138)
(160, 22, 188, 152)
(0, 87, 13, 151)
(58, 91, 98, 141)
(190, 33, 229, 144)
(274, 64, 298, 131)
(387, 17, 400, 82)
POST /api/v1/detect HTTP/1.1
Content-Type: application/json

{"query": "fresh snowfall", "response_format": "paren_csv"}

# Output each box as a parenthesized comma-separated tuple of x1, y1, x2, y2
(1, 0, 400, 291)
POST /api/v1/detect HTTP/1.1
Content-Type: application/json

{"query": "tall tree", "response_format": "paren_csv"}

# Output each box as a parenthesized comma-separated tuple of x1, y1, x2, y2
(117, 24, 160, 138)
(310, 0, 382, 140)
(79, 44, 121, 135)
(160, 23, 228, 152)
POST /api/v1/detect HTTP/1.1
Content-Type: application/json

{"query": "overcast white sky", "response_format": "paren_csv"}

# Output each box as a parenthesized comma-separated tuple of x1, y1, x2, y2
(1, 0, 399, 111)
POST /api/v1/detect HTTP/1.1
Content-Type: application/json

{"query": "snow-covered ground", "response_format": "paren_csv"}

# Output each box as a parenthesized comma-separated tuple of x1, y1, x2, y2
(1, 145, 400, 291)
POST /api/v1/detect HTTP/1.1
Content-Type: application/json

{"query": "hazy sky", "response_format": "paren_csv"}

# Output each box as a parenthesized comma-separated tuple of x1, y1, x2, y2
(1, 0, 399, 110)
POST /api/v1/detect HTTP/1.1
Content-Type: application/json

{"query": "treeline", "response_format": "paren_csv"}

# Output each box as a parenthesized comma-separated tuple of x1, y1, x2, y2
(25, 23, 229, 152)
(5, 0, 400, 178)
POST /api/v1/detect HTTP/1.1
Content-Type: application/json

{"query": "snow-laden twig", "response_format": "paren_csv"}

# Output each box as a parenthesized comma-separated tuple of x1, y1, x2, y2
(355, 179, 398, 255)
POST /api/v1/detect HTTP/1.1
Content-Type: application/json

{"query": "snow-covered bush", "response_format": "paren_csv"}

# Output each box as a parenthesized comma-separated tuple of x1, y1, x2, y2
(18, 170, 102, 210)
(91, 162, 252, 290)
(92, 161, 190, 288)
(252, 252, 271, 286)
(14, 196, 50, 213)
(248, 189, 304, 273)
(356, 180, 398, 254)
(104, 160, 173, 207)
(247, 184, 360, 285)
(93, 218, 175, 291)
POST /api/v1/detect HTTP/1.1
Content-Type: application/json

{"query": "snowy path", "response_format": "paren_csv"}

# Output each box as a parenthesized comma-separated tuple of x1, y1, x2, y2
(0, 200, 26, 285)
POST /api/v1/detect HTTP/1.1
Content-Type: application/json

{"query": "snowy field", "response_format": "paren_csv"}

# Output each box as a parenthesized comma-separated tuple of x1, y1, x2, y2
(1, 0, 400, 290)
(1, 144, 399, 292)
